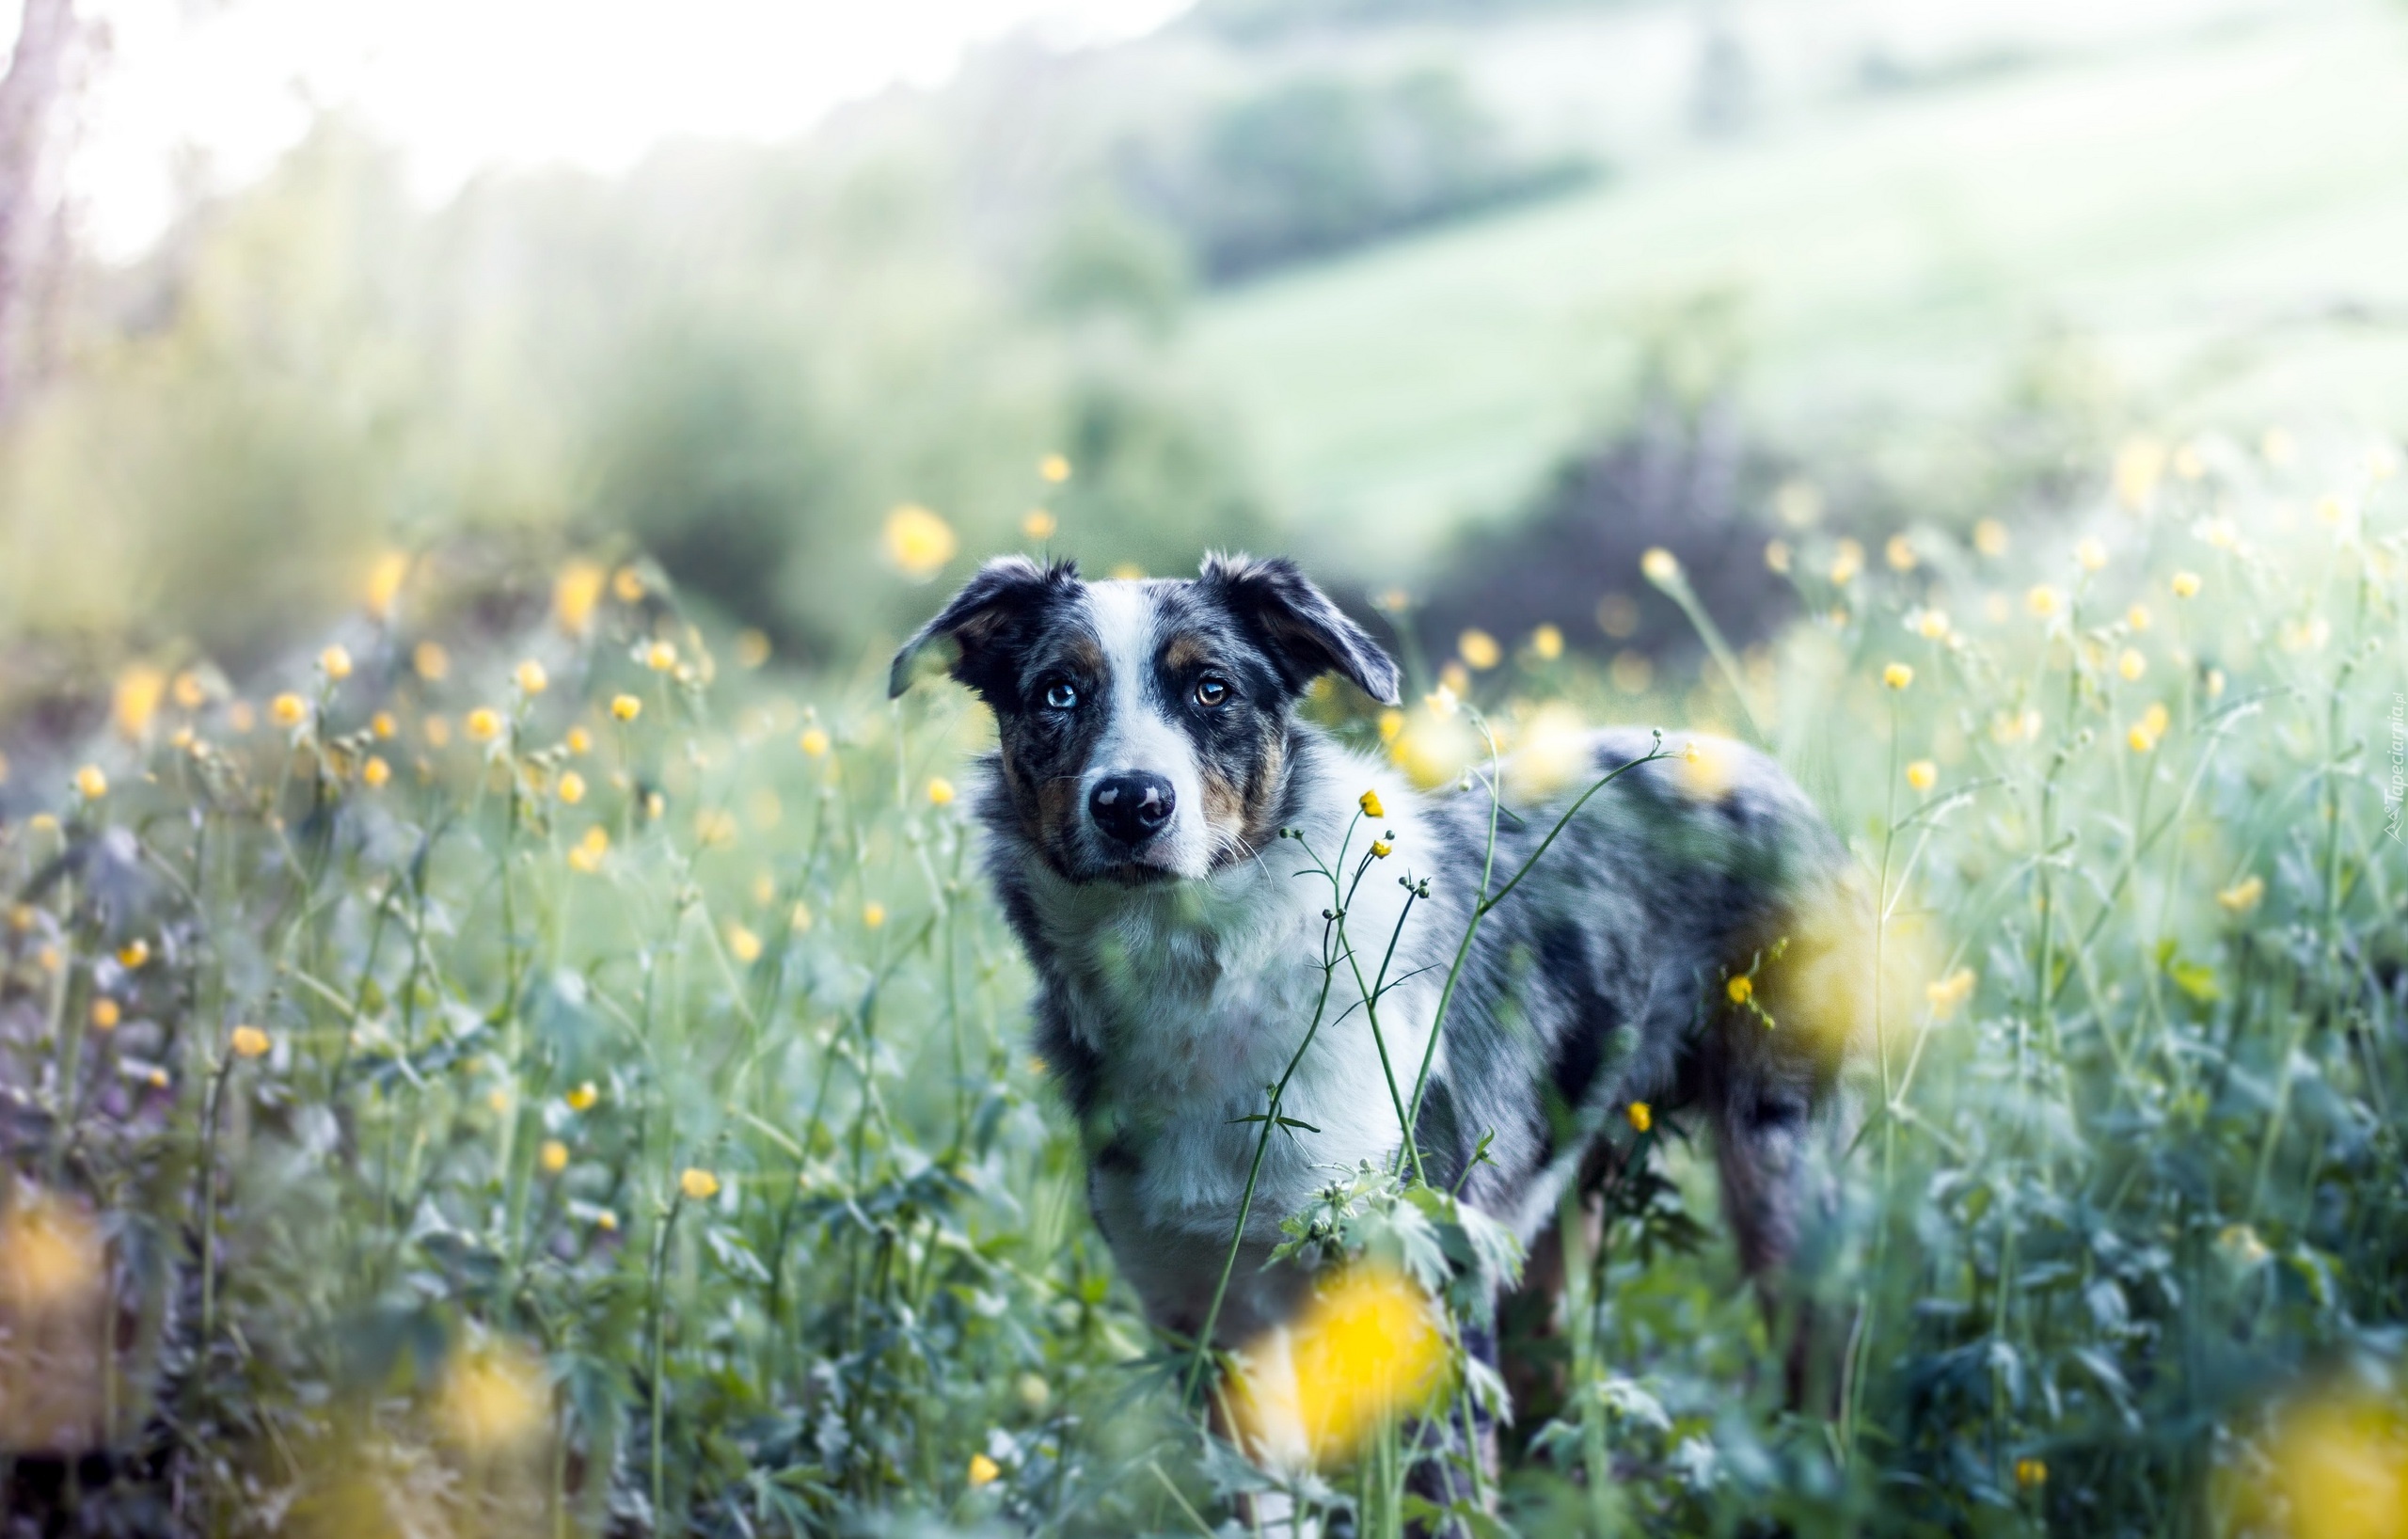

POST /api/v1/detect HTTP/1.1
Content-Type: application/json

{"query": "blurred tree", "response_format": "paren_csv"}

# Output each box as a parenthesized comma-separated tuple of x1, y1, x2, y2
(0, 0, 86, 413)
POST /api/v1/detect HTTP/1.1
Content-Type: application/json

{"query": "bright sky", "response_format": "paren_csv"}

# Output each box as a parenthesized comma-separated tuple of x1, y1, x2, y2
(58, 0, 1188, 258)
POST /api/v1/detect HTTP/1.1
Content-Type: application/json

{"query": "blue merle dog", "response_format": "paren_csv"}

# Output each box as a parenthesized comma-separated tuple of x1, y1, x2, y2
(891, 552, 1866, 1472)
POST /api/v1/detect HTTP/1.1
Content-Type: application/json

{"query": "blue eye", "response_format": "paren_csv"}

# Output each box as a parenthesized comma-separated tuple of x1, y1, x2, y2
(1044, 680, 1078, 710)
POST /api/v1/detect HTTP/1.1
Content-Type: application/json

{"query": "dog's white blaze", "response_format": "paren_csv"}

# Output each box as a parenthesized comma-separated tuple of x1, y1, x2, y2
(1083, 581, 1212, 878)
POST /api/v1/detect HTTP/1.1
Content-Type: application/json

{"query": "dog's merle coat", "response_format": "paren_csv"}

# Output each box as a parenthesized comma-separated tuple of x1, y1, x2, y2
(892, 553, 1861, 1387)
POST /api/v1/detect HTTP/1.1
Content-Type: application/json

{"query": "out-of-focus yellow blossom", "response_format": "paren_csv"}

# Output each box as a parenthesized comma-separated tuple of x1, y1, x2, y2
(171, 670, 207, 709)
(565, 1082, 599, 1112)
(1764, 538, 1792, 574)
(1038, 452, 1071, 483)
(644, 640, 677, 672)
(1773, 479, 1823, 527)
(883, 503, 958, 580)
(734, 628, 771, 669)
(557, 770, 586, 805)
(1234, 1265, 1446, 1467)
(2171, 570, 2202, 599)
(414, 641, 450, 681)
(1885, 533, 1916, 571)
(117, 939, 149, 969)
(436, 1341, 549, 1454)
(2128, 603, 2152, 631)
(612, 566, 645, 604)
(2027, 585, 2064, 618)
(424, 715, 452, 747)
(1726, 976, 1753, 1006)
(2128, 723, 2159, 754)
(0, 1194, 102, 1314)
(799, 726, 831, 756)
(1640, 547, 1680, 585)
(515, 659, 548, 695)
(539, 1140, 569, 1175)
(2075, 536, 2109, 572)
(568, 826, 610, 874)
(1907, 759, 1938, 792)
(230, 1025, 270, 1059)
(1883, 662, 1913, 690)
(607, 693, 641, 723)
(595, 1209, 620, 1232)
(369, 711, 397, 740)
(1626, 1101, 1652, 1133)
(2280, 616, 2332, 654)
(863, 902, 887, 929)
(2206, 668, 2226, 698)
(2115, 436, 2166, 510)
(1829, 538, 1864, 585)
(74, 764, 107, 800)
(2201, 516, 2239, 550)
(726, 924, 763, 964)
(1914, 609, 1949, 640)
(486, 1087, 512, 1115)
(927, 777, 956, 806)
(366, 549, 412, 619)
(113, 664, 166, 739)
(2218, 1223, 2269, 1265)
(554, 559, 606, 633)
(465, 707, 502, 743)
(2251, 1386, 2407, 1539)
(228, 700, 257, 732)
(362, 755, 391, 788)
(1679, 736, 1735, 800)
(320, 644, 352, 681)
(2218, 875, 2265, 913)
(1457, 629, 1500, 671)
(1022, 508, 1056, 540)
(90, 999, 120, 1030)
(2118, 649, 2147, 681)
(2015, 1458, 2048, 1491)
(1378, 709, 1404, 743)
(2316, 495, 2350, 527)
(790, 901, 814, 933)
(1926, 968, 1977, 1019)
(644, 790, 666, 820)
(1973, 518, 2008, 556)
(968, 1452, 1002, 1487)
(1507, 702, 1590, 801)
(693, 808, 737, 848)
(271, 693, 308, 729)
(1530, 623, 1563, 660)
(680, 1167, 721, 1201)
(2141, 703, 2169, 738)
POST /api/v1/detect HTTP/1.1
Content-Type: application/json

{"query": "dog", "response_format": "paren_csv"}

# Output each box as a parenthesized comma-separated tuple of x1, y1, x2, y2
(890, 552, 1865, 1468)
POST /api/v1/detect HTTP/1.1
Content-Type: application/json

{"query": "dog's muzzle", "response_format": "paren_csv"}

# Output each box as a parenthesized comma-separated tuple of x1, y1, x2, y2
(1089, 771, 1176, 850)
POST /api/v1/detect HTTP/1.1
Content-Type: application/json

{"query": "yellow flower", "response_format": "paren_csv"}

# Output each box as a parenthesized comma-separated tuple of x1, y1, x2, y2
(799, 726, 831, 757)
(1727, 975, 1753, 1006)
(515, 659, 548, 695)
(113, 664, 166, 738)
(466, 707, 503, 743)
(2143, 703, 2169, 738)
(436, 1341, 549, 1453)
(117, 939, 149, 969)
(0, 1195, 103, 1314)
(414, 641, 451, 681)
(1358, 789, 1385, 819)
(1529, 623, 1563, 660)
(2218, 1223, 2269, 1265)
(1926, 968, 1976, 1019)
(790, 901, 814, 933)
(1234, 1265, 1446, 1466)
(564, 725, 592, 754)
(1883, 662, 1913, 690)
(863, 902, 887, 929)
(2015, 1457, 2048, 1490)
(726, 923, 762, 964)
(595, 1208, 620, 1232)
(1625, 1101, 1652, 1134)
(735, 628, 771, 668)
(2075, 536, 2109, 571)
(1764, 538, 1792, 574)
(227, 701, 256, 733)
(2218, 875, 2265, 913)
(565, 1082, 600, 1111)
(1022, 508, 1056, 540)
(1455, 628, 1499, 671)
(320, 644, 353, 680)
(2118, 648, 2147, 681)
(883, 502, 958, 580)
(926, 776, 956, 806)
(2258, 1388, 2406, 1539)
(74, 764, 107, 800)
(554, 559, 606, 634)
(486, 1087, 512, 1115)
(2202, 516, 2239, 550)
(1370, 840, 1393, 858)
(1378, 709, 1404, 743)
(1906, 759, 1937, 792)
(2171, 570, 2201, 599)
(2206, 668, 2226, 698)
(371, 710, 397, 739)
(271, 693, 309, 729)
(557, 770, 586, 805)
(1038, 452, 1071, 484)
(1885, 533, 1917, 571)
(1914, 609, 1949, 640)
(90, 998, 121, 1030)
(424, 715, 452, 747)
(968, 1452, 1002, 1487)
(1640, 547, 1680, 585)
(230, 1024, 270, 1059)
(1973, 518, 2008, 557)
(679, 1167, 721, 1202)
(2127, 603, 2152, 631)
(365, 549, 411, 620)
(2115, 436, 2166, 511)
(2128, 724, 2158, 754)
(644, 640, 677, 672)
(171, 670, 207, 709)
(363, 755, 391, 788)
(539, 1139, 569, 1174)
(2026, 584, 2063, 618)
(610, 693, 642, 722)
(612, 566, 645, 604)
(1829, 538, 1864, 584)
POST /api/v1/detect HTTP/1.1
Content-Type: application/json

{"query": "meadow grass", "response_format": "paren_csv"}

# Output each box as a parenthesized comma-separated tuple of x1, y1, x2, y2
(0, 430, 2402, 1536)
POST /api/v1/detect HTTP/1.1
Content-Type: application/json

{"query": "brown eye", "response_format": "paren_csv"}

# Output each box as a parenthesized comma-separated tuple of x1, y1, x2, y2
(1195, 676, 1229, 707)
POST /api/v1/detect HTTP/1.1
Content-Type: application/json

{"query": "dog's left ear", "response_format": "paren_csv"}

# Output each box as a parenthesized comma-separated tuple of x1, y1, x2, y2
(1200, 552, 1402, 706)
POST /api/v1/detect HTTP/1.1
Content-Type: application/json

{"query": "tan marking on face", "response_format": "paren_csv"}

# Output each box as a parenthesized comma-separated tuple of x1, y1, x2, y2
(1198, 725, 1287, 869)
(1163, 632, 1212, 673)
(1035, 774, 1084, 867)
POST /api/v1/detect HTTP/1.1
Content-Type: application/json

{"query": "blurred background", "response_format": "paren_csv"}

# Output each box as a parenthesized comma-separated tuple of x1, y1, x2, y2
(2, 0, 2404, 687)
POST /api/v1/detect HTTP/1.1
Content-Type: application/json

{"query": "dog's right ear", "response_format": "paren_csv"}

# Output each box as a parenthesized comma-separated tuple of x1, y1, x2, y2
(889, 556, 1077, 702)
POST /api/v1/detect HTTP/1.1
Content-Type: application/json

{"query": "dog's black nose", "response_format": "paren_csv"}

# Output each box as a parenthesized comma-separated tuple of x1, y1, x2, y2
(1089, 772, 1176, 849)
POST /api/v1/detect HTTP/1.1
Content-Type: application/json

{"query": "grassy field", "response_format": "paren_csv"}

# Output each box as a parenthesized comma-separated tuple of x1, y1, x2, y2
(1186, 0, 2408, 568)
(1, 429, 2401, 1534)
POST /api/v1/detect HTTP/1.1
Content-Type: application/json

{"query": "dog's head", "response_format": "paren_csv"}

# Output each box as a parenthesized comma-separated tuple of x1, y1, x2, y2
(891, 553, 1400, 882)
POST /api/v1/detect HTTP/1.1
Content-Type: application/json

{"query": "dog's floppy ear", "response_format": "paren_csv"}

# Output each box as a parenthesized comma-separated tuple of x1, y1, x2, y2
(1199, 552, 1402, 706)
(890, 556, 1078, 701)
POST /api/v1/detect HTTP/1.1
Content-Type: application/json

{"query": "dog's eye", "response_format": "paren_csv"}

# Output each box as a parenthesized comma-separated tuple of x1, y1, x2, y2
(1043, 679, 1078, 710)
(1194, 675, 1229, 707)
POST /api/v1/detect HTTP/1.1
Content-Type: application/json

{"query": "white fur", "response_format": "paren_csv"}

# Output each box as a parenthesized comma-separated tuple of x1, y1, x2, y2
(1080, 582, 1218, 879)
